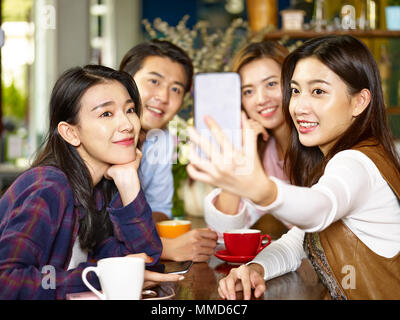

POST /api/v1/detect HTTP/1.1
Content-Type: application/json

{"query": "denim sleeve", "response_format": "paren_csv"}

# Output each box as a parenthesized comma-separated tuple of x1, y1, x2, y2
(139, 129, 174, 218)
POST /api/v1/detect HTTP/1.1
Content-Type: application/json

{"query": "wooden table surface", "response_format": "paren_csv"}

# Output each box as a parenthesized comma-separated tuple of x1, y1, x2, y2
(163, 250, 327, 300)
(162, 216, 328, 300)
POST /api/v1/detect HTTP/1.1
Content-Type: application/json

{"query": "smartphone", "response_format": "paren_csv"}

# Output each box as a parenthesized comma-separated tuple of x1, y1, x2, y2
(164, 260, 193, 275)
(194, 72, 242, 157)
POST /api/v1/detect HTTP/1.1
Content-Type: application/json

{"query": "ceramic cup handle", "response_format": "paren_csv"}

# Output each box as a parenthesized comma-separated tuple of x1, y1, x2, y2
(81, 266, 106, 300)
(257, 234, 272, 253)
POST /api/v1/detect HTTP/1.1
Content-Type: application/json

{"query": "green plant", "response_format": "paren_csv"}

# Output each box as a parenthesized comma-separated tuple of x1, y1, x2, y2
(171, 158, 188, 217)
(143, 15, 268, 74)
(168, 115, 191, 217)
(1, 80, 27, 123)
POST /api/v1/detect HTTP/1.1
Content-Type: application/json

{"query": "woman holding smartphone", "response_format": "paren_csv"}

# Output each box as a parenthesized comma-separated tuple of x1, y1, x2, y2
(0, 65, 183, 299)
(188, 35, 400, 299)
(203, 41, 292, 238)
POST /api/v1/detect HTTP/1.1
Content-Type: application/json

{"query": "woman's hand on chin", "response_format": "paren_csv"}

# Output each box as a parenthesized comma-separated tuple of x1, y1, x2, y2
(105, 148, 142, 206)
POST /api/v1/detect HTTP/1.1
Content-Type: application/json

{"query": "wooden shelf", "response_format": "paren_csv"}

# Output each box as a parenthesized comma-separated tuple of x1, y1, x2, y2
(263, 29, 400, 40)
(387, 107, 400, 115)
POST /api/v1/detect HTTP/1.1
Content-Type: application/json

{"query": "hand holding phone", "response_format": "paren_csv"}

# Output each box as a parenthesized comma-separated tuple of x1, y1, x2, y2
(194, 72, 242, 157)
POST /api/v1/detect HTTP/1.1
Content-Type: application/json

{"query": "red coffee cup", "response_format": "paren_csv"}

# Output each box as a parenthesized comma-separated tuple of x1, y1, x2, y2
(223, 229, 271, 256)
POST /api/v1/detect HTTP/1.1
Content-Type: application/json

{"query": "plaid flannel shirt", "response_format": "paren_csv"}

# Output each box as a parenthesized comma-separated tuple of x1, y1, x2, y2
(0, 166, 162, 299)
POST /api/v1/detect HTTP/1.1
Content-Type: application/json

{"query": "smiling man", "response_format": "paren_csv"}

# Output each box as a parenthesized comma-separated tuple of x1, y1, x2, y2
(128, 51, 189, 133)
(120, 40, 218, 262)
(120, 39, 192, 222)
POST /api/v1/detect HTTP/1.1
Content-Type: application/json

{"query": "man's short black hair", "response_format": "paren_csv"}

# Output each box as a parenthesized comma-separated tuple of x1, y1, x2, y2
(119, 39, 193, 92)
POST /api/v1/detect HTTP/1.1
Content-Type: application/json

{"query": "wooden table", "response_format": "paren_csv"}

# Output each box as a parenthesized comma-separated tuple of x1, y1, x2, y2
(163, 251, 327, 300)
(162, 216, 328, 300)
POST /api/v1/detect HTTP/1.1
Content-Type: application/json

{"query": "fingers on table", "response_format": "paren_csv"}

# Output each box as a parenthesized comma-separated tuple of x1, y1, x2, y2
(218, 269, 240, 300)
(251, 273, 266, 298)
(236, 266, 253, 300)
(218, 265, 263, 300)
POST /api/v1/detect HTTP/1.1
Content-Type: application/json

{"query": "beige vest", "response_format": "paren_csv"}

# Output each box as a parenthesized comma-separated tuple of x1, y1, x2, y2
(306, 139, 400, 299)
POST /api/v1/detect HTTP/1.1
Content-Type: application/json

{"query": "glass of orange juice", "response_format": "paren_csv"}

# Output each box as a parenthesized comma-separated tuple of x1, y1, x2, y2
(156, 220, 192, 238)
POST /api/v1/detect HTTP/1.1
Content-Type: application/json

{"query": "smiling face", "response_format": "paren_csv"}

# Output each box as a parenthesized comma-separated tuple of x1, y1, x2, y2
(133, 55, 187, 131)
(289, 57, 360, 155)
(72, 80, 141, 172)
(239, 57, 285, 133)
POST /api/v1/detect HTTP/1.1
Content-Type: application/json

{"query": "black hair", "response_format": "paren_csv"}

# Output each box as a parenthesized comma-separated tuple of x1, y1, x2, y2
(281, 35, 400, 186)
(119, 39, 193, 92)
(32, 65, 142, 251)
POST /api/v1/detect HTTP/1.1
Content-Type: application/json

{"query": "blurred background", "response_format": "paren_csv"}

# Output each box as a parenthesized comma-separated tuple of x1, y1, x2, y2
(0, 0, 399, 198)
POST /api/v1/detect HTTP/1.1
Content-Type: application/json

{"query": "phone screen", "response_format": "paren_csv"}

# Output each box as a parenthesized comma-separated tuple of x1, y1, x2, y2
(164, 261, 193, 274)
(194, 72, 242, 156)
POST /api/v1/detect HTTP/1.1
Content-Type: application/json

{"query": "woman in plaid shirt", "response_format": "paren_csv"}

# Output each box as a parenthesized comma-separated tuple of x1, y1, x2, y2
(0, 65, 181, 299)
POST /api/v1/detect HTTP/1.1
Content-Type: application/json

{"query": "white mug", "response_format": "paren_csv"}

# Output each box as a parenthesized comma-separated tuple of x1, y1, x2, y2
(81, 257, 144, 300)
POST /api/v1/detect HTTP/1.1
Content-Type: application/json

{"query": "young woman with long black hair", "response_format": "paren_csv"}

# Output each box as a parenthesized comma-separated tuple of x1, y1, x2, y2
(0, 65, 182, 299)
(188, 35, 400, 300)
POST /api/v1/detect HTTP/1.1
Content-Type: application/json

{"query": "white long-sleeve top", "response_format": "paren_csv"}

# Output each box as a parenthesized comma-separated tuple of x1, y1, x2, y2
(206, 150, 400, 281)
(204, 189, 266, 235)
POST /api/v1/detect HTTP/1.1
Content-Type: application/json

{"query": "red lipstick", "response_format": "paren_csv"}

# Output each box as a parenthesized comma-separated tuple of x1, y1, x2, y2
(113, 138, 134, 146)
